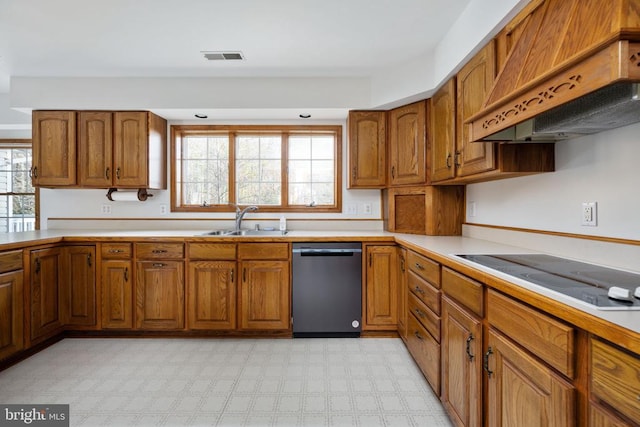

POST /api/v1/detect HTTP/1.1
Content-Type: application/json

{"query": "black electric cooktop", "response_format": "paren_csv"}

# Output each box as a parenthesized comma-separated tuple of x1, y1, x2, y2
(456, 254, 640, 310)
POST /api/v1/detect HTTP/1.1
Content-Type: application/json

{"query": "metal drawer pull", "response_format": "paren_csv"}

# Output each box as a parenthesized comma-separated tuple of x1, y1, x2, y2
(413, 286, 425, 295)
(151, 249, 168, 254)
(105, 167, 110, 180)
(466, 334, 475, 361)
(414, 309, 425, 318)
(483, 347, 493, 377)
(108, 249, 124, 253)
(152, 263, 166, 268)
(414, 331, 423, 341)
(124, 268, 128, 282)
(414, 262, 424, 270)
(87, 253, 92, 267)
(116, 167, 121, 179)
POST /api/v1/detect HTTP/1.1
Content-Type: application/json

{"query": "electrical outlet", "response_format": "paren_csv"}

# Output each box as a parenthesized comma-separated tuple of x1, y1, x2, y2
(362, 203, 372, 215)
(581, 202, 597, 226)
(101, 204, 112, 215)
(159, 204, 168, 215)
(345, 204, 357, 215)
(468, 201, 477, 218)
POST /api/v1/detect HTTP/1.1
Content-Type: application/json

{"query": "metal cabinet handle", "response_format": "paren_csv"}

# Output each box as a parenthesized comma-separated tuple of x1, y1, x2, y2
(231, 269, 234, 283)
(151, 249, 168, 254)
(243, 268, 247, 282)
(352, 167, 357, 179)
(391, 166, 395, 179)
(483, 347, 494, 377)
(414, 331, 423, 341)
(116, 167, 121, 179)
(87, 253, 92, 267)
(369, 253, 372, 267)
(34, 258, 40, 274)
(454, 151, 461, 167)
(414, 308, 425, 319)
(124, 267, 128, 282)
(400, 256, 405, 273)
(108, 249, 124, 254)
(413, 286, 425, 295)
(446, 154, 452, 168)
(414, 262, 424, 270)
(105, 167, 110, 180)
(152, 263, 166, 268)
(466, 334, 475, 361)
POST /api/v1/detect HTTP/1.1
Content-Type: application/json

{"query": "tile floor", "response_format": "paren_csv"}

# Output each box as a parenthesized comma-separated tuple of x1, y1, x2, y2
(0, 338, 453, 426)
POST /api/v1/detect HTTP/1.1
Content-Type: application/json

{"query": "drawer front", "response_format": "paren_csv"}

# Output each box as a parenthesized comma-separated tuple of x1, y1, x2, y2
(408, 291, 440, 342)
(408, 271, 440, 315)
(442, 267, 483, 317)
(238, 243, 289, 260)
(101, 243, 132, 259)
(188, 243, 236, 260)
(0, 250, 23, 273)
(136, 243, 185, 259)
(488, 290, 575, 378)
(406, 312, 440, 395)
(407, 251, 440, 288)
(591, 338, 640, 422)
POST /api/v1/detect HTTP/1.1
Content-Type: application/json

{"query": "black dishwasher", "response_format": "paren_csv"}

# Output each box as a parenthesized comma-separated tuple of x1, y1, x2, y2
(292, 242, 362, 338)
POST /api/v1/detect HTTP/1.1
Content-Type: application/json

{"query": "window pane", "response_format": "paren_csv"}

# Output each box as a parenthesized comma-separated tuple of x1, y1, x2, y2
(289, 136, 311, 159)
(0, 145, 36, 232)
(237, 160, 260, 181)
(261, 160, 280, 182)
(289, 183, 312, 205)
(0, 169, 10, 192)
(179, 135, 230, 206)
(312, 182, 335, 205)
(235, 134, 282, 205)
(288, 160, 311, 183)
(312, 160, 335, 182)
(312, 136, 334, 159)
(183, 137, 208, 159)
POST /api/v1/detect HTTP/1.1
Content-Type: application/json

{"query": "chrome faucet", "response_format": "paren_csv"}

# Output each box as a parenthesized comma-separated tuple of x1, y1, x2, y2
(233, 204, 259, 231)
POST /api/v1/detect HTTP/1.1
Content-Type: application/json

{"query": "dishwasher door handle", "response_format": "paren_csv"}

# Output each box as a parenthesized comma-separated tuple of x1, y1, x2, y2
(293, 248, 362, 256)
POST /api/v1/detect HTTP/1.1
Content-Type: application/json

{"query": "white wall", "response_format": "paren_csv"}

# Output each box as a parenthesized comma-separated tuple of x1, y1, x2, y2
(465, 122, 640, 240)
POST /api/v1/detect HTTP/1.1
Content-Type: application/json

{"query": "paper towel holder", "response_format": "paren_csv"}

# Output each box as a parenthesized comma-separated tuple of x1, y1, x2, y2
(106, 188, 153, 202)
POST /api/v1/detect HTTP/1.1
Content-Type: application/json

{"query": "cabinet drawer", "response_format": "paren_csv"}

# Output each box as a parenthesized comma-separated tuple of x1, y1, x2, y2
(408, 291, 440, 341)
(488, 290, 575, 378)
(0, 250, 22, 273)
(408, 271, 440, 315)
(136, 243, 184, 259)
(238, 243, 289, 260)
(101, 243, 132, 259)
(591, 338, 640, 423)
(188, 243, 236, 260)
(442, 267, 483, 317)
(406, 312, 440, 395)
(407, 251, 440, 287)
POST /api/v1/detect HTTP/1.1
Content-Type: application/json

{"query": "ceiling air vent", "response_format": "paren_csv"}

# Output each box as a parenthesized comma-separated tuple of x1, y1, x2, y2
(202, 51, 245, 61)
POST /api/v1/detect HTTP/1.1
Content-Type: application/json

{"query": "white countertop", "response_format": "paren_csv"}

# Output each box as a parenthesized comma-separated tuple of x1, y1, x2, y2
(3, 229, 639, 336)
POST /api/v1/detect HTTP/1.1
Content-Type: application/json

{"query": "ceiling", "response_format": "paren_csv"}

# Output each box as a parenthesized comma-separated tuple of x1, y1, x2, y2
(0, 0, 473, 120)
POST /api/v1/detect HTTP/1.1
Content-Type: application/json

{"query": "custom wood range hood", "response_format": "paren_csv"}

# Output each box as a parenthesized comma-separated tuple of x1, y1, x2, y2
(469, 0, 640, 142)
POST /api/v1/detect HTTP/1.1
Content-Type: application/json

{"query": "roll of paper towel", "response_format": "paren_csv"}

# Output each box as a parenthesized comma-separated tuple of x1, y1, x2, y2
(106, 189, 152, 201)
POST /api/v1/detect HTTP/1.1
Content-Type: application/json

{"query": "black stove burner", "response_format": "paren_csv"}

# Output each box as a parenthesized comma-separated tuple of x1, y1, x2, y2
(456, 254, 640, 310)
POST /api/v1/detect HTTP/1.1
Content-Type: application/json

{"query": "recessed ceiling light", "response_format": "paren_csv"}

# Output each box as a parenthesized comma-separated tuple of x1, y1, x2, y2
(299, 114, 311, 119)
(195, 114, 208, 119)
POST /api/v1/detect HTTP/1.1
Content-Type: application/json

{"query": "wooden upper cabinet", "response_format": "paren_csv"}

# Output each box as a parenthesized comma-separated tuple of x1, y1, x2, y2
(113, 112, 166, 189)
(429, 79, 456, 182)
(388, 101, 426, 186)
(456, 41, 496, 177)
(78, 111, 113, 187)
(33, 110, 167, 189)
(31, 111, 76, 187)
(347, 111, 386, 188)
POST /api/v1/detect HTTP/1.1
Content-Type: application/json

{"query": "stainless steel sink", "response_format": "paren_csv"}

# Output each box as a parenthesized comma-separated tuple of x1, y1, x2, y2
(200, 229, 287, 236)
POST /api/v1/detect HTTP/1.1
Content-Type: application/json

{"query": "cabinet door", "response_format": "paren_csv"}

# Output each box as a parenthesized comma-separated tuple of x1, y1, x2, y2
(487, 329, 576, 427)
(188, 260, 236, 330)
(63, 246, 96, 327)
(101, 260, 133, 329)
(442, 296, 482, 427)
(31, 111, 76, 186)
(113, 111, 148, 187)
(456, 41, 496, 177)
(238, 260, 290, 330)
(348, 111, 386, 188)
(0, 270, 23, 360)
(430, 79, 457, 182)
(397, 248, 408, 341)
(30, 247, 63, 342)
(78, 111, 113, 187)
(388, 101, 426, 186)
(136, 260, 185, 329)
(364, 245, 398, 330)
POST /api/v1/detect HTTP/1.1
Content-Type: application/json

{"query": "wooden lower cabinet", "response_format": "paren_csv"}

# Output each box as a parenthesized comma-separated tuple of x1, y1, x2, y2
(62, 246, 96, 327)
(486, 328, 576, 427)
(238, 260, 290, 330)
(0, 269, 23, 361)
(406, 312, 440, 393)
(101, 259, 133, 329)
(30, 247, 63, 344)
(188, 260, 236, 330)
(364, 244, 398, 330)
(136, 260, 185, 329)
(441, 296, 482, 427)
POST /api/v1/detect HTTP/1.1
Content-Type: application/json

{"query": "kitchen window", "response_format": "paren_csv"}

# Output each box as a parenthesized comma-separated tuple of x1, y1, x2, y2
(0, 141, 37, 232)
(171, 125, 341, 212)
